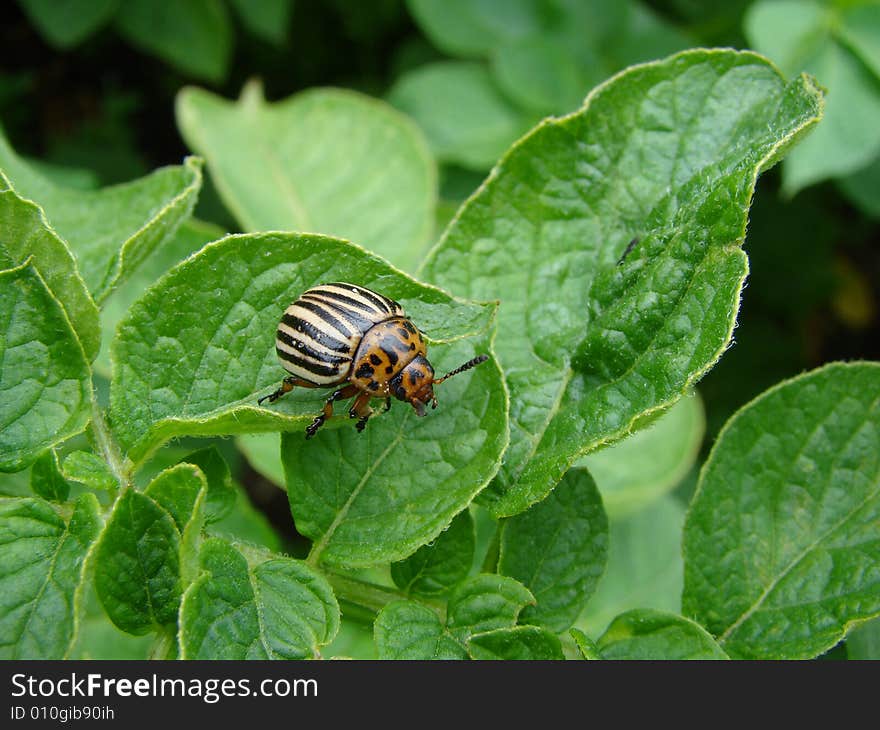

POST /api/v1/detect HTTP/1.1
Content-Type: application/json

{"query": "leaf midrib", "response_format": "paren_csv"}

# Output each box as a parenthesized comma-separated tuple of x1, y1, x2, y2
(718, 462, 880, 646)
(306, 428, 406, 565)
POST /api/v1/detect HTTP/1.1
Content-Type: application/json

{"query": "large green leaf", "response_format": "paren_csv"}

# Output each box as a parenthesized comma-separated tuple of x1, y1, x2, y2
(0, 262, 91, 472)
(0, 128, 202, 302)
(93, 488, 185, 634)
(683, 362, 880, 660)
(0, 189, 100, 360)
(577, 391, 704, 516)
(110, 232, 499, 469)
(176, 83, 435, 271)
(745, 0, 880, 193)
(498, 469, 608, 632)
(285, 333, 505, 568)
(421, 49, 824, 517)
(115, 0, 232, 83)
(0, 494, 101, 658)
(179, 537, 339, 659)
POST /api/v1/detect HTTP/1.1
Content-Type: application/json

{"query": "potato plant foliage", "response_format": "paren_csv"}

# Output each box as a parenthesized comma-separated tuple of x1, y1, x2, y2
(2, 46, 879, 662)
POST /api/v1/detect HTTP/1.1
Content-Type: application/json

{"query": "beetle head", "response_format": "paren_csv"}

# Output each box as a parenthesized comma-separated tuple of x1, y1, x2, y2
(390, 354, 489, 416)
(390, 355, 435, 416)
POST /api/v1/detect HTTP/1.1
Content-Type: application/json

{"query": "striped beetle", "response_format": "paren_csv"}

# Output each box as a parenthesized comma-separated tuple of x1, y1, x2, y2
(258, 282, 488, 438)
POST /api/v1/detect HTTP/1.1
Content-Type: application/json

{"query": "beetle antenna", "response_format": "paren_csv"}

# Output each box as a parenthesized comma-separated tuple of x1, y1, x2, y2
(434, 354, 489, 384)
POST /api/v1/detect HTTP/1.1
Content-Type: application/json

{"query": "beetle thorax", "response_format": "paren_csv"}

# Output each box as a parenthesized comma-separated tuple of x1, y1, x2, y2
(349, 317, 428, 397)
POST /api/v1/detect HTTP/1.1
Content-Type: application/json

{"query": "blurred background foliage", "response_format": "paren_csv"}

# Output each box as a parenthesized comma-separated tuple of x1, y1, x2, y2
(1, 0, 878, 658)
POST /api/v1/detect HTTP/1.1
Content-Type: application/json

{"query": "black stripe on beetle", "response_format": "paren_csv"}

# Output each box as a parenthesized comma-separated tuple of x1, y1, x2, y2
(276, 328, 350, 364)
(328, 282, 397, 313)
(276, 347, 342, 377)
(301, 293, 377, 333)
(309, 287, 388, 315)
(294, 299, 355, 339)
(280, 312, 351, 353)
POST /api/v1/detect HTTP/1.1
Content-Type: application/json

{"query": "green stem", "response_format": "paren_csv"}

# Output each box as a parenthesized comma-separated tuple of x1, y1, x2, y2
(148, 627, 177, 660)
(325, 572, 446, 624)
(481, 524, 501, 573)
(89, 394, 129, 491)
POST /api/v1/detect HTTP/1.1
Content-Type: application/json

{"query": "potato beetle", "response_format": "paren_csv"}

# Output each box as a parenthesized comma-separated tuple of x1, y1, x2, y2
(258, 282, 488, 438)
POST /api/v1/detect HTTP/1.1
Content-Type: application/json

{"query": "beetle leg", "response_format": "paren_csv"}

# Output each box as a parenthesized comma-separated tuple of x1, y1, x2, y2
(306, 384, 359, 439)
(382, 397, 392, 413)
(348, 391, 374, 433)
(259, 376, 309, 405)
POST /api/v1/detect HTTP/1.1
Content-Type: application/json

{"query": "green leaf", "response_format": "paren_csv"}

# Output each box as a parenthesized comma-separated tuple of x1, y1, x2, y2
(0, 493, 101, 658)
(492, 38, 599, 116)
(596, 609, 728, 660)
(570, 627, 602, 660)
(407, 0, 542, 57)
(498, 469, 608, 632)
(143, 463, 205, 534)
(838, 2, 880, 79)
(176, 82, 435, 271)
(0, 189, 100, 360)
(96, 217, 224, 377)
(17, 0, 118, 48)
(374, 601, 467, 660)
(847, 616, 880, 660)
(68, 581, 153, 659)
(577, 391, 704, 517)
(421, 49, 824, 517)
(177, 446, 235, 524)
(115, 0, 232, 83)
(745, 0, 880, 193)
(236, 432, 285, 486)
(682, 361, 880, 660)
(228, 0, 292, 44)
(0, 261, 91, 472)
(391, 509, 475, 596)
(62, 450, 118, 493)
(208, 483, 282, 553)
(29, 450, 70, 502)
(110, 232, 499, 469)
(180, 537, 339, 659)
(0, 129, 203, 302)
(388, 61, 534, 171)
(467, 625, 564, 660)
(145, 463, 207, 588)
(837, 153, 880, 219)
(93, 488, 182, 634)
(373, 573, 533, 660)
(577, 494, 685, 637)
(284, 333, 505, 568)
(446, 574, 534, 641)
